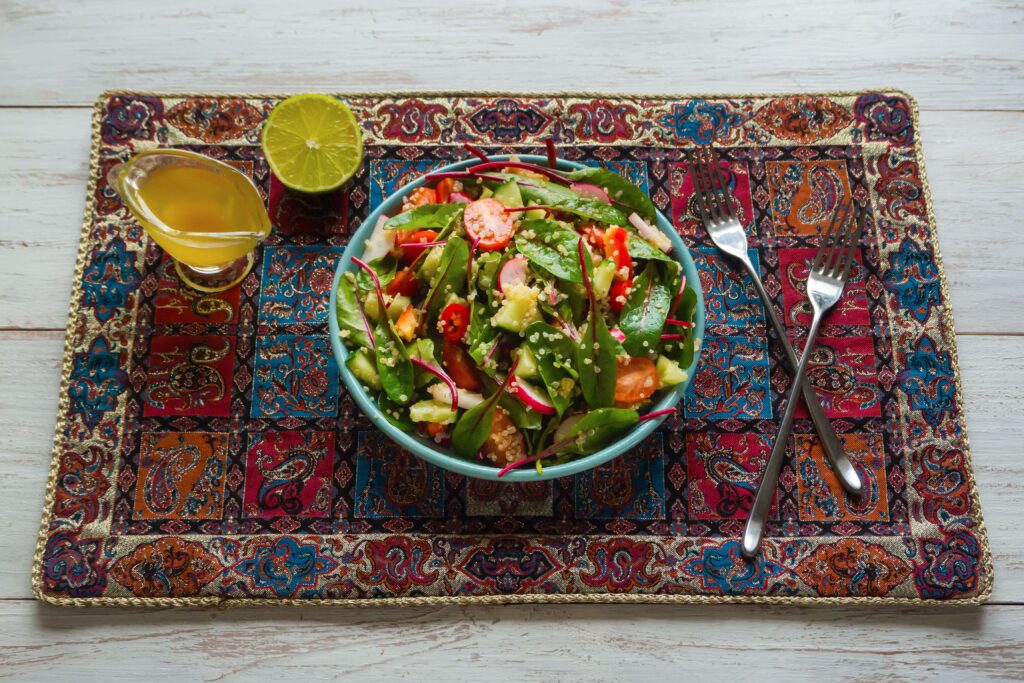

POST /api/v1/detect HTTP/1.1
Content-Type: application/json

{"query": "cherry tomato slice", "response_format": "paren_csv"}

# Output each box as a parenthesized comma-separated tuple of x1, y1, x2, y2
(442, 339, 483, 391)
(609, 278, 633, 314)
(397, 229, 438, 265)
(403, 186, 437, 211)
(603, 226, 633, 281)
(614, 355, 660, 405)
(435, 178, 456, 203)
(438, 302, 471, 341)
(464, 198, 516, 251)
(385, 268, 420, 297)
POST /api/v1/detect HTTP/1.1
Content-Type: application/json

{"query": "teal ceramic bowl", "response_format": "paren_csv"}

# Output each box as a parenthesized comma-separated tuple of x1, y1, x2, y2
(329, 155, 705, 481)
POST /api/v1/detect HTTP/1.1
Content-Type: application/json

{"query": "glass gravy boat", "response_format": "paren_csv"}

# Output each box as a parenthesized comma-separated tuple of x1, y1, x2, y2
(113, 149, 272, 292)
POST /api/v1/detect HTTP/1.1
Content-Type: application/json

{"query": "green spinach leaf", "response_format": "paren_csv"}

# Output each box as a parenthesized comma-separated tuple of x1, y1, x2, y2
(564, 408, 639, 454)
(576, 249, 618, 408)
(421, 235, 469, 320)
(335, 272, 371, 349)
(628, 234, 676, 263)
(377, 392, 414, 432)
(523, 322, 578, 416)
(383, 203, 464, 231)
(355, 255, 397, 293)
(619, 263, 672, 357)
(451, 380, 508, 458)
(373, 315, 414, 404)
(466, 301, 500, 366)
(515, 219, 587, 283)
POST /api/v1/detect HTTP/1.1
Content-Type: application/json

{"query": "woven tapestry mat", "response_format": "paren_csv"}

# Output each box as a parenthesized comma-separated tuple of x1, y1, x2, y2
(33, 91, 992, 606)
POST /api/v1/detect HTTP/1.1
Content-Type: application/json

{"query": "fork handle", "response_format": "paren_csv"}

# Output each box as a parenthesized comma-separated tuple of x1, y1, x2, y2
(742, 260, 862, 495)
(742, 311, 824, 558)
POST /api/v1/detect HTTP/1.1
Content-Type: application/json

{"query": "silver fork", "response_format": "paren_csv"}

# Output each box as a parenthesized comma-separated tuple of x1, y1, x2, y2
(741, 201, 864, 558)
(688, 148, 862, 496)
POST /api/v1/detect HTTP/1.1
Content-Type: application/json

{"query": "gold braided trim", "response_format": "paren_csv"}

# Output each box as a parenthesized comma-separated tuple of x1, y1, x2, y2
(32, 89, 993, 608)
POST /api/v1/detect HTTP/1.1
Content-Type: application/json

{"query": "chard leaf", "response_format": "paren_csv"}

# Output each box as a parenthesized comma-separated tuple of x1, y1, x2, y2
(564, 167, 656, 222)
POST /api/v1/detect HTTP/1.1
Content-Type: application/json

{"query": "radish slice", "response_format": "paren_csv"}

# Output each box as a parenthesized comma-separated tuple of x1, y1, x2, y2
(510, 377, 557, 416)
(497, 255, 529, 293)
(410, 358, 459, 411)
(428, 382, 485, 410)
(570, 183, 611, 204)
(449, 192, 472, 204)
(609, 327, 626, 342)
(361, 214, 393, 262)
(629, 212, 673, 253)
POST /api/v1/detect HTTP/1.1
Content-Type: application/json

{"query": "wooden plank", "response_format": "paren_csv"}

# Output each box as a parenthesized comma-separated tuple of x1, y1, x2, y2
(1, 107, 1022, 332)
(0, 0, 1022, 109)
(0, 600, 1021, 681)
(3, 331, 1022, 602)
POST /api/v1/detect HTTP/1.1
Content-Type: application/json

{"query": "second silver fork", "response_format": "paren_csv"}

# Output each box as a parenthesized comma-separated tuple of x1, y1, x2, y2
(688, 148, 862, 496)
(742, 202, 864, 557)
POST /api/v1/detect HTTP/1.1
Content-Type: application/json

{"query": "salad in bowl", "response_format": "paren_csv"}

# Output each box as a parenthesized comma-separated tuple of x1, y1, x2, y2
(330, 148, 703, 480)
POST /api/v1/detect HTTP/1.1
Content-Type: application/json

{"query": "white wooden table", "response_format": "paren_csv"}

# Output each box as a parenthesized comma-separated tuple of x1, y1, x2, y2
(1, 1, 1022, 680)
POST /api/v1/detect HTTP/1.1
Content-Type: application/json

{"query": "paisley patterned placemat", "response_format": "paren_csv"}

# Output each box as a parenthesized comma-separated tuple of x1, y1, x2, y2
(33, 91, 992, 606)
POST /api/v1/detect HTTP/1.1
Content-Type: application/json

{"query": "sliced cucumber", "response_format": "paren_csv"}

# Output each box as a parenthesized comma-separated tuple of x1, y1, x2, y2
(418, 245, 444, 282)
(364, 292, 411, 322)
(347, 349, 382, 390)
(492, 179, 523, 208)
(493, 284, 542, 333)
(656, 354, 688, 387)
(514, 346, 540, 379)
(409, 399, 457, 425)
(591, 260, 617, 301)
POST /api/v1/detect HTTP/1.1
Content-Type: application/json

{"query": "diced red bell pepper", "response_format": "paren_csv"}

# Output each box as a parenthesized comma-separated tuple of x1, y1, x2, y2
(385, 268, 420, 297)
(603, 226, 633, 281)
(609, 278, 633, 314)
(396, 229, 439, 265)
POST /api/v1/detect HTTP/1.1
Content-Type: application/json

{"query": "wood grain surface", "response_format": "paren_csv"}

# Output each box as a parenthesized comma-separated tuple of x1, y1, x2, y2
(1, 0, 1022, 680)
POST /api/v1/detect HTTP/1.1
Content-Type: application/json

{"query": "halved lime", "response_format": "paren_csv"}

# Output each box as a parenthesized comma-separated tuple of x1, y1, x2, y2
(261, 94, 363, 193)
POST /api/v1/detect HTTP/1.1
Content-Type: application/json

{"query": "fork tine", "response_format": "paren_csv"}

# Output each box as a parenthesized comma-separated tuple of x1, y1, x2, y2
(699, 148, 726, 222)
(828, 201, 856, 276)
(688, 151, 715, 224)
(811, 204, 841, 272)
(688, 150, 712, 223)
(836, 203, 865, 280)
(707, 147, 735, 220)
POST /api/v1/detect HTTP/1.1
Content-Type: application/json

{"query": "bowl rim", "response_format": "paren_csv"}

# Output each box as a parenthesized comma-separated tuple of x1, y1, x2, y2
(329, 154, 705, 481)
